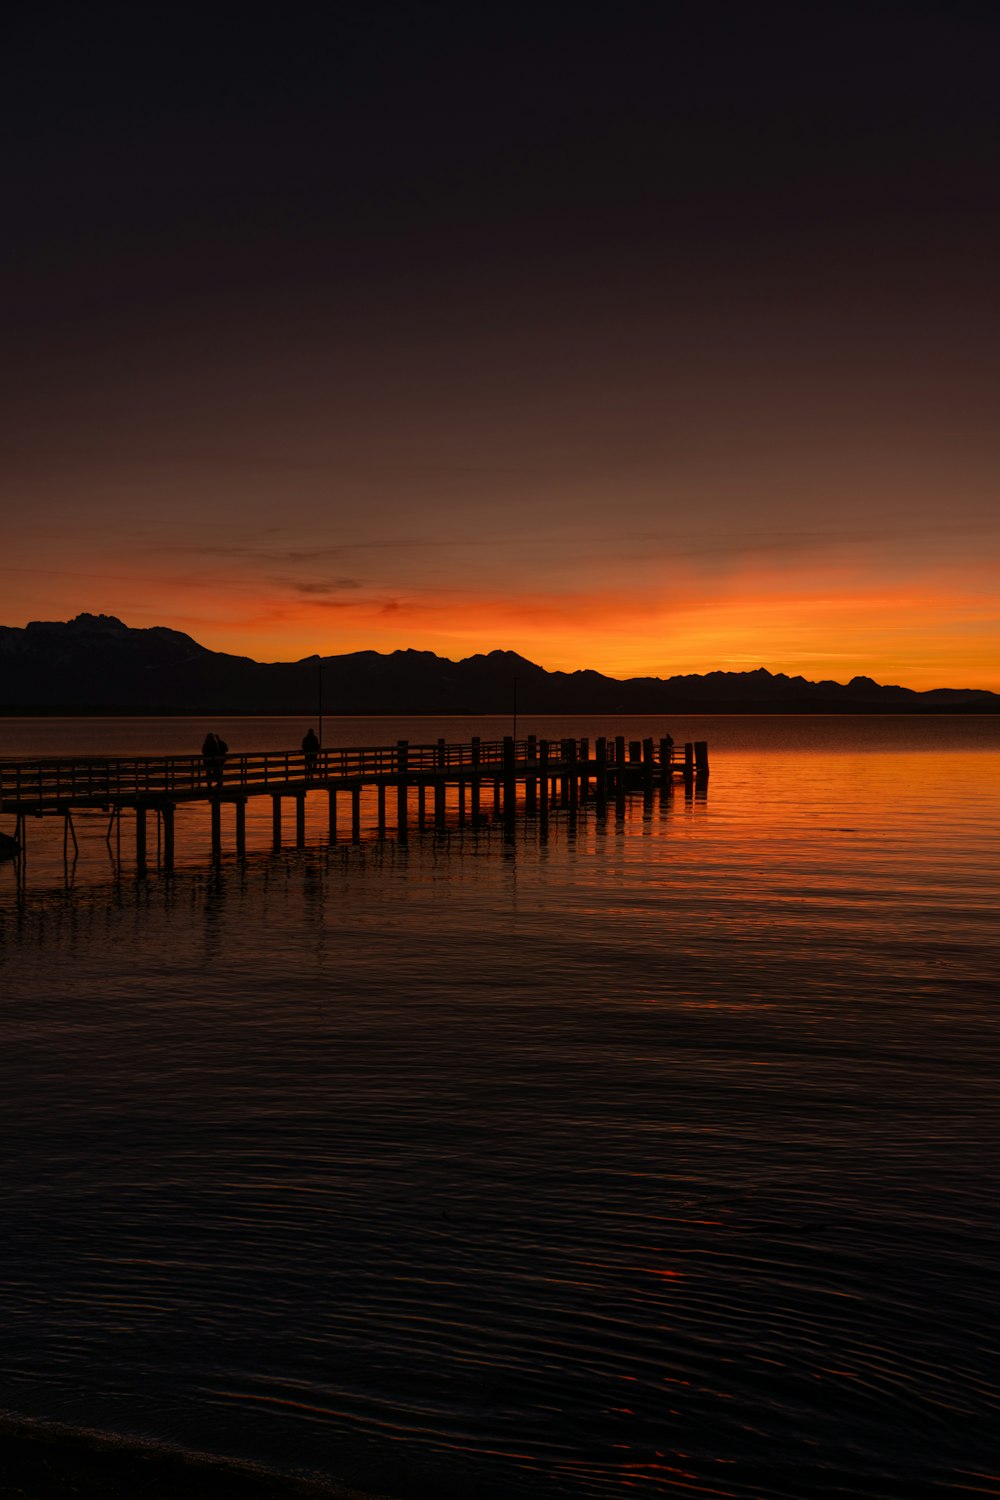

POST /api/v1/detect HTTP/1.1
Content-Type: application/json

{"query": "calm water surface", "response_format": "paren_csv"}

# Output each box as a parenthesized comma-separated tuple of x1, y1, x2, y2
(1, 717, 998, 1498)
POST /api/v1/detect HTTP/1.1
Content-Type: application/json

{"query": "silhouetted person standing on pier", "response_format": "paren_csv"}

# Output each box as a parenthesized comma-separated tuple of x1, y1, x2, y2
(302, 727, 320, 777)
(202, 732, 227, 788)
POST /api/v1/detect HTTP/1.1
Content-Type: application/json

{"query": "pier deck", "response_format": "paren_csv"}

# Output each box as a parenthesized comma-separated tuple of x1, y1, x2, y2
(1, 733, 708, 873)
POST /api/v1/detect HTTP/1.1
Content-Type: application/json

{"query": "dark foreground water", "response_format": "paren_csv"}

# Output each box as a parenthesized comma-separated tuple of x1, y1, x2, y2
(1, 717, 998, 1499)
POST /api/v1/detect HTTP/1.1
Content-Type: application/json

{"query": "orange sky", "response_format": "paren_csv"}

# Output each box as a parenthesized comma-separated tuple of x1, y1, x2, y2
(4, 6, 1000, 692)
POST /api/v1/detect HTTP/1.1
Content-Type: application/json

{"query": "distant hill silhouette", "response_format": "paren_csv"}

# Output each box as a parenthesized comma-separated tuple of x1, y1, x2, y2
(1, 614, 997, 714)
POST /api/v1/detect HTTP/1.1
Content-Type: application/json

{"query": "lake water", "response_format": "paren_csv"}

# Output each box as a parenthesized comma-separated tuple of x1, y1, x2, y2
(1, 716, 998, 1499)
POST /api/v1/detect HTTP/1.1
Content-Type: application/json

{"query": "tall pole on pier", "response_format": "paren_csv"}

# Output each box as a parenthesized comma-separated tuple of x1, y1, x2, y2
(512, 675, 518, 743)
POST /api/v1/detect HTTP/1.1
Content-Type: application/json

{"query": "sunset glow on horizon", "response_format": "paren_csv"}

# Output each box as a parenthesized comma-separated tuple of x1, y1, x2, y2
(4, 6, 999, 695)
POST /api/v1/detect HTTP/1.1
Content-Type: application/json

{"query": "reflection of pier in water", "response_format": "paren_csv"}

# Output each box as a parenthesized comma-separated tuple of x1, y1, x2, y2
(1, 734, 708, 882)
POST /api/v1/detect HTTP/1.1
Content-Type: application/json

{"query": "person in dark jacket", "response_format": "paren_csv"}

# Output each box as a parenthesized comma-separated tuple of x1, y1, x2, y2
(302, 727, 320, 777)
(202, 732, 227, 787)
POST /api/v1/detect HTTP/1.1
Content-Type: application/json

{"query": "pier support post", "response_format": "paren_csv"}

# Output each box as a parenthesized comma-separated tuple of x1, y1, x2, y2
(352, 785, 361, 842)
(471, 738, 481, 822)
(503, 736, 516, 820)
(377, 782, 386, 837)
(579, 737, 589, 801)
(435, 739, 447, 827)
(418, 783, 426, 828)
(162, 803, 175, 871)
(63, 809, 79, 861)
(397, 742, 409, 833)
(328, 788, 337, 842)
(659, 736, 674, 787)
(568, 740, 579, 809)
(596, 737, 607, 810)
(295, 793, 306, 848)
(235, 798, 246, 856)
(272, 795, 282, 850)
(458, 779, 466, 827)
(684, 742, 695, 786)
(642, 737, 655, 792)
(210, 799, 221, 863)
(525, 734, 537, 815)
(695, 740, 710, 779)
(135, 805, 147, 872)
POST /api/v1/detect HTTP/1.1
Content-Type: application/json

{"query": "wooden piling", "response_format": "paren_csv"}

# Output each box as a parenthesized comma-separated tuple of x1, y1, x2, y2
(642, 737, 655, 791)
(210, 799, 221, 863)
(503, 737, 516, 820)
(135, 805, 147, 870)
(162, 803, 175, 870)
(659, 736, 674, 787)
(471, 737, 481, 821)
(328, 788, 337, 842)
(272, 795, 282, 850)
(235, 798, 246, 856)
(596, 736, 607, 808)
(397, 741, 409, 830)
(351, 785, 361, 841)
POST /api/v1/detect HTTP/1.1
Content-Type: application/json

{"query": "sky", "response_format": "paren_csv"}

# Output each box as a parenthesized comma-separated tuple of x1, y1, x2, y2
(3, 2, 999, 687)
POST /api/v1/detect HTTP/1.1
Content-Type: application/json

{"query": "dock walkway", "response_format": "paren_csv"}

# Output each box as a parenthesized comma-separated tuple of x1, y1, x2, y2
(1, 733, 708, 872)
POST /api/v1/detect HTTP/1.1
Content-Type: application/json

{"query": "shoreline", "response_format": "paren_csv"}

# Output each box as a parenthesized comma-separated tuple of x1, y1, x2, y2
(0, 1416, 394, 1500)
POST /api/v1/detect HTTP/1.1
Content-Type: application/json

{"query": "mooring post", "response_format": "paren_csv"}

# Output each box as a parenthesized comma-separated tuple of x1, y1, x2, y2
(235, 798, 246, 856)
(272, 795, 282, 850)
(695, 740, 710, 778)
(684, 742, 695, 785)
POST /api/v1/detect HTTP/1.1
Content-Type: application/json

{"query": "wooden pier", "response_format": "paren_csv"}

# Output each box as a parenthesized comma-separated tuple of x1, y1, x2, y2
(1, 734, 708, 876)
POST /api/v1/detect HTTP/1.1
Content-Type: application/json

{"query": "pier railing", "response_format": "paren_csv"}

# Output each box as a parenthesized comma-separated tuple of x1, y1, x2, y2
(0, 734, 704, 815)
(0, 739, 509, 806)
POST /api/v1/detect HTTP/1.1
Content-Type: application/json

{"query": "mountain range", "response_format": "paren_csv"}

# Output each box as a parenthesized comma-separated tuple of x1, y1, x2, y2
(1, 614, 997, 715)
